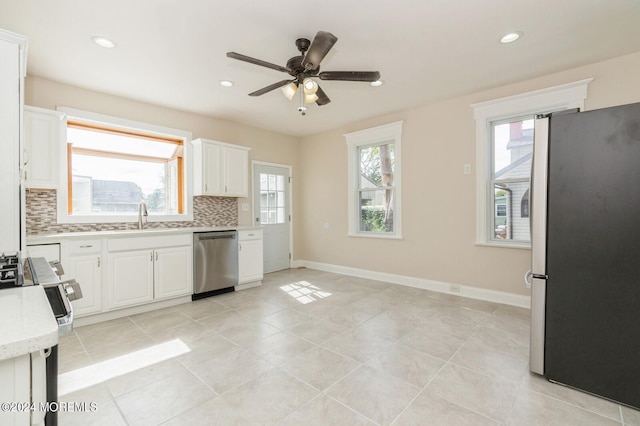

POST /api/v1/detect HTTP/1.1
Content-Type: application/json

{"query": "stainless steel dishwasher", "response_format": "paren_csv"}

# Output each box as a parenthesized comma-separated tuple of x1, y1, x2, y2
(193, 230, 238, 300)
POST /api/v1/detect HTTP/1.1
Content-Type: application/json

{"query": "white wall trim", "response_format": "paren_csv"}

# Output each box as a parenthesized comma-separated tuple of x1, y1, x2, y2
(344, 120, 403, 238)
(291, 259, 531, 308)
(471, 79, 592, 246)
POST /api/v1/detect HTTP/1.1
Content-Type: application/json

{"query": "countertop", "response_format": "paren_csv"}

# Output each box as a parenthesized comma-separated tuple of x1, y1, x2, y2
(26, 226, 262, 244)
(0, 286, 59, 360)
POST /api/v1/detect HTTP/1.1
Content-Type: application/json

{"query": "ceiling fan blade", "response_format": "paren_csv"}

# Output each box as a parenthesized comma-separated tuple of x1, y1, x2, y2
(318, 71, 381, 82)
(315, 86, 331, 106)
(226, 52, 290, 73)
(302, 31, 338, 71)
(248, 79, 294, 96)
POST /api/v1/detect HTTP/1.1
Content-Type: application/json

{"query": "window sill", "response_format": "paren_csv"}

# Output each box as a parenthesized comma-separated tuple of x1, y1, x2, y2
(347, 232, 403, 240)
(474, 241, 531, 250)
(57, 213, 194, 225)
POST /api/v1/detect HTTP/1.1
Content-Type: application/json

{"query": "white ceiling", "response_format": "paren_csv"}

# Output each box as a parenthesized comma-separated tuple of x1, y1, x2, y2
(1, 0, 639, 137)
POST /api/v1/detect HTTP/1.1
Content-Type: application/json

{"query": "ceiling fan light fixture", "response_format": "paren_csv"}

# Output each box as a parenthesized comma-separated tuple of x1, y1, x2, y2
(281, 82, 298, 100)
(304, 93, 319, 104)
(303, 78, 318, 95)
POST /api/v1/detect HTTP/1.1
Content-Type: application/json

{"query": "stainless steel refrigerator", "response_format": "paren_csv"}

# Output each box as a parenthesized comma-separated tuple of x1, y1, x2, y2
(528, 101, 640, 409)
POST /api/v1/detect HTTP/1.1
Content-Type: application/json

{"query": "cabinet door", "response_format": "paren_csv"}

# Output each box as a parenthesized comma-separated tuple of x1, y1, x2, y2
(203, 142, 223, 195)
(224, 147, 249, 197)
(24, 106, 65, 189)
(0, 355, 30, 425)
(238, 239, 263, 284)
(0, 38, 21, 253)
(154, 246, 192, 300)
(107, 250, 154, 309)
(67, 254, 102, 316)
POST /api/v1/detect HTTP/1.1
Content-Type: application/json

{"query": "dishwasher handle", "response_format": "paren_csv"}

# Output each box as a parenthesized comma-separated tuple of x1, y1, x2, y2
(197, 233, 236, 241)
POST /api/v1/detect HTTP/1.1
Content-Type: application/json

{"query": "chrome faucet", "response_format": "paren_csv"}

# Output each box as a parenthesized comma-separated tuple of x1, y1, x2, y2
(138, 200, 148, 230)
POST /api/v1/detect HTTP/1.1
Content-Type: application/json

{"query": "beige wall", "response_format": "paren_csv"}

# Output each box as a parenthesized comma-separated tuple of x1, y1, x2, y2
(25, 51, 640, 297)
(296, 51, 640, 296)
(25, 76, 300, 226)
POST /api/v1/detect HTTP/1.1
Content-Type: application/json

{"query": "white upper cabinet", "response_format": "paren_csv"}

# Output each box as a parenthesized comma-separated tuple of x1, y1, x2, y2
(24, 105, 66, 189)
(192, 138, 250, 197)
(0, 30, 27, 254)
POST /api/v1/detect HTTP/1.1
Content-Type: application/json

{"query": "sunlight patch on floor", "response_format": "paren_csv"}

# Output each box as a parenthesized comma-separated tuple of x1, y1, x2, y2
(58, 338, 191, 396)
(280, 281, 332, 304)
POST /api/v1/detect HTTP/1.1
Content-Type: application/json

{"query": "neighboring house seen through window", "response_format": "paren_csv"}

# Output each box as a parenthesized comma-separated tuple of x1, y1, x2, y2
(472, 79, 591, 247)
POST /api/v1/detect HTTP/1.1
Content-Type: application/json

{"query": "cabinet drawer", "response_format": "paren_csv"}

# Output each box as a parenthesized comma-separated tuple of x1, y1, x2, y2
(238, 229, 263, 241)
(66, 239, 102, 255)
(107, 234, 192, 252)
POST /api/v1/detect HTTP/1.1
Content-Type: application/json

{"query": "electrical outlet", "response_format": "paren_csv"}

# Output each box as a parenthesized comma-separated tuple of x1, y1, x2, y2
(463, 164, 471, 174)
(449, 284, 461, 293)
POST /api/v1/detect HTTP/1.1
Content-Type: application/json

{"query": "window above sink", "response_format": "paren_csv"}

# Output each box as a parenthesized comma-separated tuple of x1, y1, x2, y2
(56, 107, 194, 225)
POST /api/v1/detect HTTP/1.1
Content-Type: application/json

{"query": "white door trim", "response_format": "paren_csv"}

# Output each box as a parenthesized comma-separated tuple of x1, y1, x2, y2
(252, 161, 294, 268)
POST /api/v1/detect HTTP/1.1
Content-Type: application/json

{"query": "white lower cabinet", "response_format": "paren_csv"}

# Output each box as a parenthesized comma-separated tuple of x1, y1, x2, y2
(63, 239, 103, 317)
(106, 235, 192, 310)
(0, 350, 47, 426)
(107, 249, 155, 309)
(238, 229, 263, 287)
(154, 246, 192, 300)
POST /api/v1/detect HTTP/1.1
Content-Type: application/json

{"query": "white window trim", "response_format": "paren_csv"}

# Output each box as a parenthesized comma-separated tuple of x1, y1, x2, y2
(345, 121, 403, 239)
(471, 78, 592, 248)
(56, 107, 194, 224)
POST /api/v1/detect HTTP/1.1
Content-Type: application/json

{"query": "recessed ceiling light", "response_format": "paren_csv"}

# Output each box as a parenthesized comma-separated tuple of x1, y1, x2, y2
(370, 80, 384, 87)
(500, 32, 522, 44)
(91, 36, 117, 49)
(219, 80, 234, 87)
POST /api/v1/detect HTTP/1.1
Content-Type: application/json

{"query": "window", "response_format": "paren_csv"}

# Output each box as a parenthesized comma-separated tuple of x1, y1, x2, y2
(57, 108, 192, 224)
(345, 121, 403, 238)
(490, 116, 533, 242)
(472, 79, 592, 247)
(259, 172, 285, 224)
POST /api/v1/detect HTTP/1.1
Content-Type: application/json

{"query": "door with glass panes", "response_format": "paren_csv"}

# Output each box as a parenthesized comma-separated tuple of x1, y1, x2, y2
(253, 163, 291, 273)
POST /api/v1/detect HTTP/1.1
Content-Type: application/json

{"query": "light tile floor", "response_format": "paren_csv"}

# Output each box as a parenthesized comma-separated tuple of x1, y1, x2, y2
(57, 268, 640, 425)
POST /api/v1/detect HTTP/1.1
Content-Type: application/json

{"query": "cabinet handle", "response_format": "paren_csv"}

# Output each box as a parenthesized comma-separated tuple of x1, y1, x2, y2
(150, 252, 153, 261)
(80, 245, 93, 248)
(239, 243, 242, 252)
(248, 233, 254, 237)
(155, 252, 158, 261)
(225, 185, 227, 193)
(205, 184, 207, 192)
(97, 257, 101, 267)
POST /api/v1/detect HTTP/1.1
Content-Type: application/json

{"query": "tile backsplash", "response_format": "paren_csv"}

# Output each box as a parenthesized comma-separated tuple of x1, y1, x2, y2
(26, 189, 238, 235)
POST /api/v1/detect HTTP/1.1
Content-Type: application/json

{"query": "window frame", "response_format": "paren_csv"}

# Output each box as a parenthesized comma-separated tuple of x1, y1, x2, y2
(56, 107, 193, 224)
(345, 121, 403, 239)
(471, 79, 592, 248)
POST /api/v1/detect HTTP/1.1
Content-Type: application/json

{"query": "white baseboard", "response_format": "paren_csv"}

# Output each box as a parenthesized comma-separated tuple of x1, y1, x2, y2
(235, 280, 262, 291)
(291, 259, 530, 309)
(73, 296, 193, 327)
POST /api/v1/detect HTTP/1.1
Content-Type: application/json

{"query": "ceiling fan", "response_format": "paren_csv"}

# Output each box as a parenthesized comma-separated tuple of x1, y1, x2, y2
(226, 31, 381, 115)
